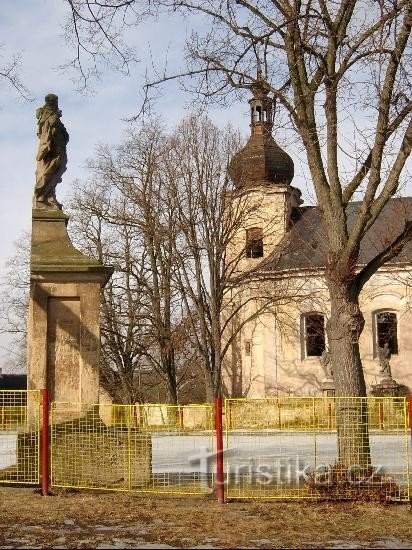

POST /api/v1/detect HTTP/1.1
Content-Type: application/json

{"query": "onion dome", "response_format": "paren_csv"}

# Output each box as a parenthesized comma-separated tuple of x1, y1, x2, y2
(229, 78, 294, 188)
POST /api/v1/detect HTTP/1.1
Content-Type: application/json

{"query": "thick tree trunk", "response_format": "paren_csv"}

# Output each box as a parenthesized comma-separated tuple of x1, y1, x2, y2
(327, 281, 366, 395)
(326, 280, 371, 469)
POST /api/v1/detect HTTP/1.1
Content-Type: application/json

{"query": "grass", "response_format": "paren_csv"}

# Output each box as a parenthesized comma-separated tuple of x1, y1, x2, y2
(0, 487, 411, 548)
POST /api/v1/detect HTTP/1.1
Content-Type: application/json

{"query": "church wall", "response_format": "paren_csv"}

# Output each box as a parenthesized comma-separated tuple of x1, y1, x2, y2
(359, 270, 412, 390)
(229, 268, 412, 397)
(262, 274, 329, 396)
(226, 185, 293, 274)
(222, 289, 268, 397)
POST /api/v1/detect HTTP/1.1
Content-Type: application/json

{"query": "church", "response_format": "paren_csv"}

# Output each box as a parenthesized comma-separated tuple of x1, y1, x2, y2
(223, 81, 412, 398)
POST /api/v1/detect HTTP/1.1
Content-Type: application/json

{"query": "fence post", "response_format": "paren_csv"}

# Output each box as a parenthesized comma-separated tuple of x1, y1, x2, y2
(127, 405, 132, 491)
(214, 396, 225, 504)
(379, 401, 384, 431)
(41, 388, 49, 496)
(327, 401, 332, 430)
(409, 394, 412, 448)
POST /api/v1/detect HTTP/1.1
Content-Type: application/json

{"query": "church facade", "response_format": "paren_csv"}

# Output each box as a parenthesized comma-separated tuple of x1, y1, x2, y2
(223, 82, 412, 397)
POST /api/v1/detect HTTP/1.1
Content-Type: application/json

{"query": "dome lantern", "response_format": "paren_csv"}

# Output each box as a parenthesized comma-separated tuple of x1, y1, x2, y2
(249, 77, 273, 136)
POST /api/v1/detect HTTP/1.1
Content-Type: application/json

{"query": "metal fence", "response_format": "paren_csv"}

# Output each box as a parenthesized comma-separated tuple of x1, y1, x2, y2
(224, 397, 410, 501)
(0, 390, 41, 485)
(50, 402, 214, 495)
(0, 391, 410, 502)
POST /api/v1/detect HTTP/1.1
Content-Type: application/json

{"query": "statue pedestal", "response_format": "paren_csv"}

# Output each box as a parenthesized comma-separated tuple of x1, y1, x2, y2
(370, 377, 403, 397)
(27, 209, 113, 406)
(321, 377, 335, 397)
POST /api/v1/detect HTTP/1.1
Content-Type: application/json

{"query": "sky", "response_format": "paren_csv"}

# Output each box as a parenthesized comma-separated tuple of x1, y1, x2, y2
(0, 1, 316, 281)
(0, 1, 232, 267)
(0, 0, 254, 366)
(1, 1, 408, 368)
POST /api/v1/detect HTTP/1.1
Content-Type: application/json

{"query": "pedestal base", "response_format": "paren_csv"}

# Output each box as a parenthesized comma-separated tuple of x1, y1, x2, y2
(27, 208, 113, 408)
(370, 377, 404, 397)
(321, 377, 335, 396)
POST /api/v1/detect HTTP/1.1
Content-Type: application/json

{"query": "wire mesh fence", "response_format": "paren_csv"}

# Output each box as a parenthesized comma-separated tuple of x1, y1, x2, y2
(0, 390, 41, 485)
(50, 402, 214, 495)
(0, 392, 410, 502)
(224, 397, 410, 502)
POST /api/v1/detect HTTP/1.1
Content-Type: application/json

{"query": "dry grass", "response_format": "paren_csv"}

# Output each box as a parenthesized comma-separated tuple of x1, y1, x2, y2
(0, 487, 411, 548)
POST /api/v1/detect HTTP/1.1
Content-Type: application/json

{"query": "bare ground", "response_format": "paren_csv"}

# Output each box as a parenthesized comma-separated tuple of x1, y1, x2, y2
(0, 488, 411, 549)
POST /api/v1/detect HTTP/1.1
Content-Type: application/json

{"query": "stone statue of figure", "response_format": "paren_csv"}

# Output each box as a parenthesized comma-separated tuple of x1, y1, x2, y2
(34, 93, 69, 209)
(320, 349, 333, 379)
(378, 343, 392, 378)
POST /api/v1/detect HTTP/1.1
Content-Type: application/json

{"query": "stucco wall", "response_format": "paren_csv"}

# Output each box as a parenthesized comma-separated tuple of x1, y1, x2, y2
(226, 184, 300, 274)
(223, 269, 412, 397)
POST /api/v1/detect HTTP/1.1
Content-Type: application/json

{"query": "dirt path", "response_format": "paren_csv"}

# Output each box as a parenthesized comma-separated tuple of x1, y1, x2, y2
(0, 488, 411, 548)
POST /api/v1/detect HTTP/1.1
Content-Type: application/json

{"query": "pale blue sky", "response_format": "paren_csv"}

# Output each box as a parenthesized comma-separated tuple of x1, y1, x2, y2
(0, 1, 238, 266)
(0, 0, 314, 289)
(0, 0, 253, 365)
(3, 0, 407, 367)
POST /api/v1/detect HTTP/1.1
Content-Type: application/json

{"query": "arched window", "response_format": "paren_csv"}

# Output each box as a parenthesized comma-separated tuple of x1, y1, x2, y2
(302, 313, 325, 358)
(246, 227, 263, 258)
(373, 310, 398, 355)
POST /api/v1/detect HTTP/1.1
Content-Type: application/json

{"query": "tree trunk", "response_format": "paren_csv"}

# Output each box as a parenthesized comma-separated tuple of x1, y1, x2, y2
(165, 374, 178, 405)
(326, 280, 371, 469)
(203, 368, 215, 403)
(164, 351, 178, 405)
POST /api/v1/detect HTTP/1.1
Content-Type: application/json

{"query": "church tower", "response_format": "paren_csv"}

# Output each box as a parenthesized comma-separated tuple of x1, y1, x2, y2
(227, 77, 302, 271)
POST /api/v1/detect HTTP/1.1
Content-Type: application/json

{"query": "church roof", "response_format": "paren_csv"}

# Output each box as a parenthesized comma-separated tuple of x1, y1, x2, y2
(228, 78, 294, 188)
(262, 197, 412, 272)
(229, 133, 295, 187)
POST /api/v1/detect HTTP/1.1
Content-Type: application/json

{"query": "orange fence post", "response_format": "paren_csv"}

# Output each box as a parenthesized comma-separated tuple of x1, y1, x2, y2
(214, 396, 225, 504)
(41, 389, 49, 496)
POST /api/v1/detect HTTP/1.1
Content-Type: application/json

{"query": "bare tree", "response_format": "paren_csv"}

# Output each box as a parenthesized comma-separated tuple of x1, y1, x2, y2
(0, 233, 30, 372)
(164, 115, 310, 399)
(0, 44, 32, 100)
(63, 0, 412, 465)
(68, 180, 152, 403)
(62, 0, 144, 91)
(71, 114, 304, 402)
(69, 121, 199, 404)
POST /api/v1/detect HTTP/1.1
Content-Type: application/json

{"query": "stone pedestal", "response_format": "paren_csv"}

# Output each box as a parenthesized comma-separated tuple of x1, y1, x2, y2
(321, 377, 335, 397)
(370, 377, 404, 397)
(27, 209, 113, 404)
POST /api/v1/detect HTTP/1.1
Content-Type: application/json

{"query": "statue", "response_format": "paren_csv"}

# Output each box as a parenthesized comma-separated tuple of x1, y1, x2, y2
(377, 343, 392, 378)
(320, 349, 333, 379)
(34, 94, 69, 209)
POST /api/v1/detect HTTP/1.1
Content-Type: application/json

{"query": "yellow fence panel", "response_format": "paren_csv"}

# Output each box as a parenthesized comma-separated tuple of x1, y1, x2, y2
(224, 397, 410, 502)
(0, 390, 41, 485)
(50, 402, 214, 495)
